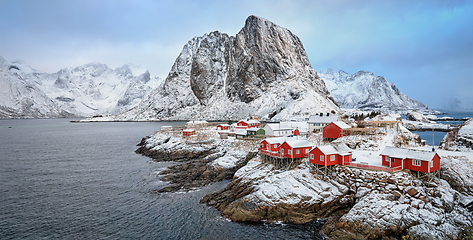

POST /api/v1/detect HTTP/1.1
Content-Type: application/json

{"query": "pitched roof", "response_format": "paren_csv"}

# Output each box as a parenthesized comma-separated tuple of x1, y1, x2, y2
(316, 142, 352, 155)
(263, 137, 288, 144)
(284, 138, 313, 148)
(380, 146, 438, 161)
(332, 121, 351, 129)
(265, 123, 292, 131)
(308, 114, 339, 123)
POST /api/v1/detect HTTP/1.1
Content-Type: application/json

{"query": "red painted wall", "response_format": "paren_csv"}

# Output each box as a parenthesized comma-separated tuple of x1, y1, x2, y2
(217, 125, 230, 130)
(309, 147, 324, 165)
(280, 142, 309, 159)
(381, 155, 402, 168)
(323, 123, 349, 139)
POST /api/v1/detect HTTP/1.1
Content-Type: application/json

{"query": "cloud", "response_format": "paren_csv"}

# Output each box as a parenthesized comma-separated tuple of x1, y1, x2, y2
(1, 0, 472, 111)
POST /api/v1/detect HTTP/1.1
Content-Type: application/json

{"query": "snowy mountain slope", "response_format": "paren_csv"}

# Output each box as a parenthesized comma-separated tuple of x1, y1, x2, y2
(0, 56, 70, 118)
(318, 68, 428, 111)
(41, 62, 160, 116)
(0, 55, 161, 118)
(113, 16, 339, 121)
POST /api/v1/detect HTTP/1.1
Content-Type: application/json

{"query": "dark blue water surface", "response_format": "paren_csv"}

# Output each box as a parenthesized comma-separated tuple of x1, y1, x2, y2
(0, 119, 319, 239)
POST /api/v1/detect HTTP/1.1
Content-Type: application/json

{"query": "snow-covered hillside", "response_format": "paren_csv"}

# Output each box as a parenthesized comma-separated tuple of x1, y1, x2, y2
(110, 16, 339, 121)
(319, 68, 428, 111)
(0, 55, 160, 118)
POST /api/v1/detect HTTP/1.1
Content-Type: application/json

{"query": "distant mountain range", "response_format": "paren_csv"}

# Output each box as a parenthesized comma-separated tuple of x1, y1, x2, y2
(1, 16, 431, 120)
(318, 68, 429, 111)
(0, 55, 160, 118)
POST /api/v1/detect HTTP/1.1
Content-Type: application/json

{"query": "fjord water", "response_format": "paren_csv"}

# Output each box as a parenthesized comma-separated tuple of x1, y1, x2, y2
(0, 119, 318, 239)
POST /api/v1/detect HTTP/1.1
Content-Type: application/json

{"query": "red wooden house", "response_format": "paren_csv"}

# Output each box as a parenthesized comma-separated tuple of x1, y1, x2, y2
(259, 137, 288, 158)
(216, 124, 231, 131)
(279, 138, 313, 159)
(260, 137, 287, 151)
(182, 129, 196, 136)
(237, 119, 261, 129)
(323, 121, 351, 141)
(292, 128, 300, 136)
(380, 146, 441, 173)
(309, 142, 352, 167)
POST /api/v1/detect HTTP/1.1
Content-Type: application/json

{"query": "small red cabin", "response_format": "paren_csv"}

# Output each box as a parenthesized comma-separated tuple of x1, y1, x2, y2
(323, 121, 351, 140)
(292, 128, 300, 136)
(216, 124, 231, 131)
(309, 143, 352, 167)
(237, 119, 261, 128)
(259, 137, 287, 152)
(279, 138, 313, 159)
(380, 146, 441, 173)
(182, 129, 196, 136)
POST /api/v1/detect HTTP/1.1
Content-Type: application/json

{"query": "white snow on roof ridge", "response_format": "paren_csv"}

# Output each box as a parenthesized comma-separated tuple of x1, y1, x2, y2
(333, 121, 351, 129)
(381, 146, 437, 161)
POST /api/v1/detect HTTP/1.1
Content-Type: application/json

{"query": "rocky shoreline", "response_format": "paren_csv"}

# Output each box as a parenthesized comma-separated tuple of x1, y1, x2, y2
(136, 127, 473, 239)
(135, 134, 256, 192)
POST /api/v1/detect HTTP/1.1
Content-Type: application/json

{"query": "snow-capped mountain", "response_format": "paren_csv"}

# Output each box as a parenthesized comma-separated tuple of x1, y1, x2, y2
(318, 68, 428, 111)
(0, 56, 161, 118)
(113, 15, 339, 121)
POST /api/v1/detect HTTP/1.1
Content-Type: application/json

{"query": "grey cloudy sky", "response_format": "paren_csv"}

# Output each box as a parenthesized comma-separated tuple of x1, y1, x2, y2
(1, 0, 472, 111)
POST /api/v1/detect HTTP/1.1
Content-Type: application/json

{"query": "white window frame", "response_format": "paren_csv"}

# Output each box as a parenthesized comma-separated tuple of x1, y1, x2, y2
(288, 149, 292, 155)
(413, 159, 421, 166)
(281, 149, 284, 154)
(386, 156, 390, 162)
(296, 149, 300, 154)
(320, 155, 325, 162)
(310, 154, 314, 160)
(273, 144, 277, 148)
(430, 160, 433, 168)
(305, 149, 309, 153)
(330, 155, 335, 161)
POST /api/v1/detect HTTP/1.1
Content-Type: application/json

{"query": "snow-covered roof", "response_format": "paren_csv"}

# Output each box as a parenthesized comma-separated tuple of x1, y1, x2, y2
(183, 129, 195, 132)
(284, 138, 312, 148)
(332, 121, 351, 129)
(235, 130, 247, 135)
(308, 114, 338, 123)
(263, 137, 288, 144)
(239, 119, 260, 124)
(317, 142, 352, 155)
(380, 146, 438, 161)
(247, 127, 262, 132)
(265, 122, 308, 132)
(217, 124, 231, 127)
(265, 123, 292, 131)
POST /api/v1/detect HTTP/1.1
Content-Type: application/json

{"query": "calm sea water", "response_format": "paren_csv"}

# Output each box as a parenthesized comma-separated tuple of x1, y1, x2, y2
(0, 119, 320, 239)
(413, 112, 473, 146)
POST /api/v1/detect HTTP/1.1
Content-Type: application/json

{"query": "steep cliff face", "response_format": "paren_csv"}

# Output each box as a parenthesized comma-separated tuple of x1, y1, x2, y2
(319, 68, 428, 111)
(117, 16, 339, 121)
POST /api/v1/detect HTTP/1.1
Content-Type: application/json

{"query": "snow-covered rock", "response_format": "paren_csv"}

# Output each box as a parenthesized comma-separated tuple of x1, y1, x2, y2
(319, 68, 428, 111)
(441, 118, 473, 151)
(406, 111, 432, 123)
(111, 16, 339, 121)
(0, 55, 161, 118)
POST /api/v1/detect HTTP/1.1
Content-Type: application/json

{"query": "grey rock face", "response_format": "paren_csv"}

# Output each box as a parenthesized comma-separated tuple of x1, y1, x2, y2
(119, 15, 339, 121)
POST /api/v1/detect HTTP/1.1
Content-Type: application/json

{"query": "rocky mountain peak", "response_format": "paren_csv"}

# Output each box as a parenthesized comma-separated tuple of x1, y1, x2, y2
(115, 16, 339, 121)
